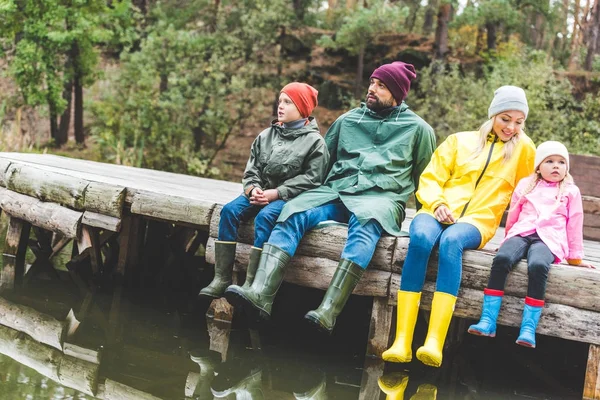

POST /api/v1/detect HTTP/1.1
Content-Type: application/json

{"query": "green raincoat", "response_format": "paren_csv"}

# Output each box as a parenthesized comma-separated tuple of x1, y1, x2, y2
(278, 103, 436, 236)
(242, 117, 329, 201)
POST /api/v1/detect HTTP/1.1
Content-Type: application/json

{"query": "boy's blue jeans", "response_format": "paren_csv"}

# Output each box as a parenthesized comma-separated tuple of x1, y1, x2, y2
(400, 213, 481, 296)
(218, 194, 286, 248)
(267, 200, 384, 269)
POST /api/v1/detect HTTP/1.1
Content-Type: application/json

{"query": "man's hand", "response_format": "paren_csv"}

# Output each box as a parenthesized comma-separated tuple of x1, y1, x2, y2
(250, 188, 278, 205)
(434, 204, 456, 224)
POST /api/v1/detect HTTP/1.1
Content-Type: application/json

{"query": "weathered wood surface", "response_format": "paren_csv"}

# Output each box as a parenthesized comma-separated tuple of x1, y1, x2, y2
(0, 296, 67, 350)
(0, 187, 82, 238)
(97, 379, 162, 400)
(1, 216, 30, 290)
(585, 344, 600, 400)
(0, 323, 99, 396)
(82, 211, 122, 232)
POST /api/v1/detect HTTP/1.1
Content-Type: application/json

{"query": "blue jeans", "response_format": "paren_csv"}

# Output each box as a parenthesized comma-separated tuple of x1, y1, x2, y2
(488, 233, 555, 299)
(267, 200, 384, 269)
(400, 213, 481, 296)
(218, 194, 286, 248)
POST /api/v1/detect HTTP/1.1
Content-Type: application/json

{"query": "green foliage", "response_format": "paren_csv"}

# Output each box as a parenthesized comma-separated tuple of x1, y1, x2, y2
(412, 43, 600, 155)
(91, 0, 293, 175)
(317, 0, 409, 55)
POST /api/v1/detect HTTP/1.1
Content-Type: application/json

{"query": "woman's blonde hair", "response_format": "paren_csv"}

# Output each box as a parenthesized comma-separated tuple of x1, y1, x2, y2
(468, 116, 523, 163)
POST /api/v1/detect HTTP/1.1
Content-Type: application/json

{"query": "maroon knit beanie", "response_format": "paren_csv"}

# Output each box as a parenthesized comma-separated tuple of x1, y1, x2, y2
(280, 82, 319, 118)
(370, 62, 417, 103)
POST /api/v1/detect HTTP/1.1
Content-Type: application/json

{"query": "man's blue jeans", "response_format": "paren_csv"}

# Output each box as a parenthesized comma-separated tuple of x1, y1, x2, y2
(267, 200, 384, 269)
(400, 213, 481, 296)
(218, 194, 286, 248)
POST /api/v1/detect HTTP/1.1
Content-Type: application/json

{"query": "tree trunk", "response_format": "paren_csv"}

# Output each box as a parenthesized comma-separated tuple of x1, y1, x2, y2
(568, 0, 582, 69)
(74, 74, 84, 144)
(407, 1, 420, 32)
(293, 0, 305, 20)
(584, 1, 600, 70)
(354, 44, 365, 98)
(49, 101, 64, 146)
(434, 3, 452, 59)
(422, 0, 438, 36)
(58, 80, 73, 143)
(486, 22, 498, 51)
(475, 25, 486, 54)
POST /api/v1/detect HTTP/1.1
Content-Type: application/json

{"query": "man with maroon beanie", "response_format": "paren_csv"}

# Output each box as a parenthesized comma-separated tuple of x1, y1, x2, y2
(226, 63, 436, 334)
(199, 82, 328, 299)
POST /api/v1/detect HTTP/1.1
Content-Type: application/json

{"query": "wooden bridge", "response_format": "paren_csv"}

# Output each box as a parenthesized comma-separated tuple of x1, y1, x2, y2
(0, 152, 600, 399)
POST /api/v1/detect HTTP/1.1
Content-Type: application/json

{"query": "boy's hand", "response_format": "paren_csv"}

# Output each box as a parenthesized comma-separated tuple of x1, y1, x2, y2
(250, 187, 269, 205)
(262, 189, 279, 202)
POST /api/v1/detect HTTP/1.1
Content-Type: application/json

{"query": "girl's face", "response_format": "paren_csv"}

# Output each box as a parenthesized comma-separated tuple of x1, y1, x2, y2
(492, 111, 525, 142)
(278, 93, 302, 124)
(538, 155, 568, 183)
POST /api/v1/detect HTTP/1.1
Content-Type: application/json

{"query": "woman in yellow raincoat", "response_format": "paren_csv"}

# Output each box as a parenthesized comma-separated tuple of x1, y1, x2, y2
(382, 86, 536, 367)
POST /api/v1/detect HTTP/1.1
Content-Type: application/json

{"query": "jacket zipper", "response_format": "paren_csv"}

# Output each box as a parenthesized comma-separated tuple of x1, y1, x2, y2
(459, 140, 496, 218)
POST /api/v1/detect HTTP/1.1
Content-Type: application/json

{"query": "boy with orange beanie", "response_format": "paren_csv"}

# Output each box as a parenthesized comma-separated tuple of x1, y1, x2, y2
(199, 82, 329, 299)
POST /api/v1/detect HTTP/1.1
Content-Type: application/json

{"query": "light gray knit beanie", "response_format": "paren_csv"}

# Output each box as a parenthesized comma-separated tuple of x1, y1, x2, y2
(488, 85, 529, 119)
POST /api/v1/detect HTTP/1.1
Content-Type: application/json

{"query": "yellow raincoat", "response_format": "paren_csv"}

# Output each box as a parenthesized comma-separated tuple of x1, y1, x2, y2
(416, 130, 536, 248)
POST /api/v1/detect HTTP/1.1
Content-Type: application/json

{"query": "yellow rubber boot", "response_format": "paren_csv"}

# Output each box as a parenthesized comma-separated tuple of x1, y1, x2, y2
(416, 292, 456, 368)
(410, 383, 437, 400)
(377, 372, 409, 400)
(382, 291, 421, 363)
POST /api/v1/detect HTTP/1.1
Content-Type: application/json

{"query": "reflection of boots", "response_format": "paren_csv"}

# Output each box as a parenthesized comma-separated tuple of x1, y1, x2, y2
(468, 289, 503, 337)
(293, 374, 327, 400)
(416, 292, 456, 368)
(378, 371, 409, 400)
(199, 241, 237, 298)
(241, 247, 262, 289)
(516, 297, 544, 348)
(410, 384, 438, 400)
(304, 259, 364, 333)
(211, 368, 264, 399)
(188, 351, 218, 399)
(224, 243, 290, 321)
(382, 290, 421, 363)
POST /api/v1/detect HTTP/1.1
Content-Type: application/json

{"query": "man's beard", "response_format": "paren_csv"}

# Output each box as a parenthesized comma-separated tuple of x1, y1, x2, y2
(366, 95, 395, 112)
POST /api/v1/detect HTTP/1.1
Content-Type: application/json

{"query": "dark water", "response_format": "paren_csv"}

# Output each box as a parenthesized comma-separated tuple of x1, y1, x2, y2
(0, 268, 588, 400)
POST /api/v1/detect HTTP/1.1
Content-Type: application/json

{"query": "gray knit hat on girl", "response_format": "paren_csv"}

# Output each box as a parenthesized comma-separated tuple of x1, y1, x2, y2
(488, 85, 529, 119)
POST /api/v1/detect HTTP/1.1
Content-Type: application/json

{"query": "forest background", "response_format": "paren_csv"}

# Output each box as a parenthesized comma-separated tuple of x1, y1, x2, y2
(1, 0, 600, 182)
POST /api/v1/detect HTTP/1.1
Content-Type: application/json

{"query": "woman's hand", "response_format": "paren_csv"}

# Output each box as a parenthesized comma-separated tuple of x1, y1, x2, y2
(434, 204, 456, 224)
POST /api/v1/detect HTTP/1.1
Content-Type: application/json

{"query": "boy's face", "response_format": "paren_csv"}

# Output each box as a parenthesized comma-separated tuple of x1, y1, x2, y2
(538, 155, 567, 183)
(278, 93, 303, 124)
(366, 78, 397, 112)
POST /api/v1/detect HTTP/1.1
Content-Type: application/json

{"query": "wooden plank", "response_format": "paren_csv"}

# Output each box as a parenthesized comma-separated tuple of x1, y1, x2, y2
(82, 211, 122, 232)
(0, 158, 12, 186)
(99, 379, 161, 400)
(0, 188, 82, 238)
(63, 342, 101, 364)
(358, 358, 386, 400)
(1, 216, 31, 289)
(365, 297, 394, 358)
(131, 192, 214, 227)
(584, 344, 600, 400)
(83, 181, 125, 218)
(571, 154, 600, 198)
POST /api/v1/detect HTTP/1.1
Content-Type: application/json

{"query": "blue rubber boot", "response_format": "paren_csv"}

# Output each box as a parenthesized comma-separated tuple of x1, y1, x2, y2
(516, 297, 544, 348)
(467, 288, 504, 337)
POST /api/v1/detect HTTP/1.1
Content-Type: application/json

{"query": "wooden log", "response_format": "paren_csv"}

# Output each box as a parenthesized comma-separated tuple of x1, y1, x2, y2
(0, 188, 82, 238)
(583, 196, 600, 215)
(0, 324, 98, 396)
(584, 344, 600, 400)
(0, 158, 12, 186)
(206, 238, 391, 297)
(5, 163, 88, 209)
(1, 216, 31, 289)
(358, 359, 386, 400)
(207, 317, 233, 362)
(0, 296, 68, 350)
(131, 192, 214, 227)
(82, 211, 122, 232)
(63, 342, 101, 364)
(98, 379, 162, 400)
(82, 181, 125, 218)
(392, 242, 600, 313)
(365, 297, 394, 358)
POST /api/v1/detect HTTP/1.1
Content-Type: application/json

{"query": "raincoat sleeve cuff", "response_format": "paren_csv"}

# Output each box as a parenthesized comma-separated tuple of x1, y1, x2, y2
(567, 258, 582, 266)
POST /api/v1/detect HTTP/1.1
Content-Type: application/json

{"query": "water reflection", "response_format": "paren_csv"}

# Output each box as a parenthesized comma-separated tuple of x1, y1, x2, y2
(0, 275, 588, 399)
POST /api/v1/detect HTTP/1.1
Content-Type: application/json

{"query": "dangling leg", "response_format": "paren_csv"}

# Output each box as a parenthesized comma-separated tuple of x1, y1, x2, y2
(516, 236, 553, 348)
(468, 236, 528, 336)
(383, 214, 443, 363)
(305, 215, 382, 333)
(417, 223, 480, 367)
